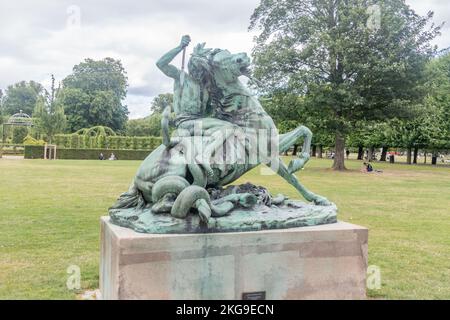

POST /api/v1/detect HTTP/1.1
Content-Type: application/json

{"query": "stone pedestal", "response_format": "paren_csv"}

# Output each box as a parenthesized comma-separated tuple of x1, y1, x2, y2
(100, 216, 368, 300)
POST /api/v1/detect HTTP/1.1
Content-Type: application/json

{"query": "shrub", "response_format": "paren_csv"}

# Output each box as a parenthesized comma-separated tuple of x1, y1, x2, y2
(23, 135, 45, 146)
(24, 146, 158, 160)
(24, 145, 45, 159)
(70, 134, 79, 149)
(12, 127, 29, 144)
(53, 134, 163, 150)
(97, 135, 106, 149)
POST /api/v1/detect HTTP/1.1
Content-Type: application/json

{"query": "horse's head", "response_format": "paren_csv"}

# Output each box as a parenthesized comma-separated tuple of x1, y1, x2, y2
(210, 49, 251, 83)
(188, 43, 252, 84)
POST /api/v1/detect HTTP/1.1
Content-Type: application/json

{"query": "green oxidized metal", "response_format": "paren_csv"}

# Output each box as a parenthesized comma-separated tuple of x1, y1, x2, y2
(109, 35, 337, 233)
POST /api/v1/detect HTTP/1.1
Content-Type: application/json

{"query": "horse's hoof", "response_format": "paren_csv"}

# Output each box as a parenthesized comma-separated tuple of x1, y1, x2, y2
(198, 211, 210, 223)
(313, 196, 332, 206)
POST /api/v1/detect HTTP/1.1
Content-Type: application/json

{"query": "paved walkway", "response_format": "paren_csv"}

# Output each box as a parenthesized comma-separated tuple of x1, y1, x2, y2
(0, 155, 24, 160)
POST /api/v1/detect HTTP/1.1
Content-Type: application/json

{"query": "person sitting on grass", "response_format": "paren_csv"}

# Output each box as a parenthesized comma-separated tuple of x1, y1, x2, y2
(362, 162, 383, 173)
(364, 162, 374, 173)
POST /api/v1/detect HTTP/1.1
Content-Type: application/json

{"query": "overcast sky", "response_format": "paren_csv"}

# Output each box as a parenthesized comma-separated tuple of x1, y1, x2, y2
(1, 0, 449, 119)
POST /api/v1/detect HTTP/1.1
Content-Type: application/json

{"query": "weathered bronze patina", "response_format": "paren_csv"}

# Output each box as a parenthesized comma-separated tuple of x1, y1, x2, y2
(109, 36, 336, 233)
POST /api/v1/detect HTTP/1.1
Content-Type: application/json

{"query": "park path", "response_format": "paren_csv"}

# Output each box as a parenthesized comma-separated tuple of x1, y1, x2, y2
(0, 155, 24, 160)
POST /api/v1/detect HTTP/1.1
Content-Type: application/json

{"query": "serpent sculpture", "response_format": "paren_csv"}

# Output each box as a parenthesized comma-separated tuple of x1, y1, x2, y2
(109, 35, 337, 234)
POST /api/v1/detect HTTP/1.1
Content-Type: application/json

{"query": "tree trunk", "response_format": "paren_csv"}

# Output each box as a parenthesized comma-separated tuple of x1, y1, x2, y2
(332, 132, 346, 170)
(432, 152, 437, 165)
(380, 147, 387, 162)
(367, 147, 375, 162)
(390, 154, 395, 163)
(357, 146, 364, 160)
(413, 147, 418, 164)
(318, 145, 323, 158)
(406, 147, 412, 165)
(292, 144, 299, 156)
(311, 145, 317, 157)
(424, 151, 427, 164)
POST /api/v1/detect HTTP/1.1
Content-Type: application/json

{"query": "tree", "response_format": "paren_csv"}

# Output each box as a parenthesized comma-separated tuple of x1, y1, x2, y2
(389, 110, 438, 164)
(150, 93, 173, 114)
(0, 89, 4, 127)
(261, 92, 335, 157)
(33, 75, 67, 143)
(12, 126, 29, 144)
(125, 114, 162, 137)
(386, 52, 450, 164)
(0, 89, 3, 114)
(249, 0, 441, 170)
(261, 93, 307, 154)
(347, 121, 391, 161)
(424, 52, 450, 151)
(59, 58, 129, 132)
(1, 81, 44, 116)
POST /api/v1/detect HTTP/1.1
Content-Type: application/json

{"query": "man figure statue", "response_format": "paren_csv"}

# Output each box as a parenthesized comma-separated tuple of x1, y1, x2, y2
(156, 35, 239, 175)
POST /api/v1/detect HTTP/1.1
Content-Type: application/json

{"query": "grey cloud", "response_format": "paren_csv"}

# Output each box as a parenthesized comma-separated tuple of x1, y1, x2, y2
(1, 0, 450, 119)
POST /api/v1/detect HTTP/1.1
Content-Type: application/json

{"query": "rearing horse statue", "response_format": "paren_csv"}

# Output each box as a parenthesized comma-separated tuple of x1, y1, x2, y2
(109, 36, 332, 229)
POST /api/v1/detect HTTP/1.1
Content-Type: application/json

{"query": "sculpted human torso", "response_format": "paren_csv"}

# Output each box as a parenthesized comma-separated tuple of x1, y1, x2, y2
(173, 72, 203, 118)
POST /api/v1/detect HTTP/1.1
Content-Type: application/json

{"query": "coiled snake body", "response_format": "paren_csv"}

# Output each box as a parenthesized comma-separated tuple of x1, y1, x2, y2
(151, 175, 256, 223)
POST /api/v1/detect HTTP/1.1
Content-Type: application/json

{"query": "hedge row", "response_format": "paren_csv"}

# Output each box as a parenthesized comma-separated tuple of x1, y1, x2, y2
(53, 134, 162, 150)
(24, 145, 156, 160)
(0, 144, 25, 156)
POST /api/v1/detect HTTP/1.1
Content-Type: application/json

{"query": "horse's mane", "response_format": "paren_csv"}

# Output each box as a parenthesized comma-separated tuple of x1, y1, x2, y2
(189, 45, 253, 121)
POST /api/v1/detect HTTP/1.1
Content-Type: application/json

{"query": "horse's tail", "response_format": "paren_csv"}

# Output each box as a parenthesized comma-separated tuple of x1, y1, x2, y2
(109, 181, 146, 211)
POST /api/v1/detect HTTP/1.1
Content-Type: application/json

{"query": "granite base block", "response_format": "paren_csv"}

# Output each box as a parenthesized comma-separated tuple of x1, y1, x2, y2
(100, 216, 368, 300)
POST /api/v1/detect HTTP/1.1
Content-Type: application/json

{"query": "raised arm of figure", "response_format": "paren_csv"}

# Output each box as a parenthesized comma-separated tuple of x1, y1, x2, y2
(156, 35, 190, 79)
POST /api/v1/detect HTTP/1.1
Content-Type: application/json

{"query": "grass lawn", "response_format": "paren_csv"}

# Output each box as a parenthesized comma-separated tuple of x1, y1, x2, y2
(0, 157, 449, 299)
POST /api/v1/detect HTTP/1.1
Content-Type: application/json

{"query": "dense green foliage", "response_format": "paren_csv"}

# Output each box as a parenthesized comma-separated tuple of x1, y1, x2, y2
(423, 52, 450, 149)
(125, 114, 162, 137)
(24, 145, 153, 160)
(33, 76, 67, 143)
(74, 125, 116, 137)
(23, 135, 46, 146)
(53, 134, 162, 150)
(343, 52, 450, 161)
(150, 93, 173, 114)
(250, 0, 441, 169)
(11, 127, 29, 144)
(124, 93, 172, 137)
(59, 58, 129, 132)
(0, 81, 44, 116)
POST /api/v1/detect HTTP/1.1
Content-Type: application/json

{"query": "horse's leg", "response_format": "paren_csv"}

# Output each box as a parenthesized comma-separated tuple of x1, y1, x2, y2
(279, 125, 312, 174)
(268, 157, 331, 206)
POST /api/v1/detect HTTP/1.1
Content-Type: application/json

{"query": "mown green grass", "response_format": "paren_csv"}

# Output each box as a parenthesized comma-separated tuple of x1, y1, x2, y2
(0, 158, 449, 299)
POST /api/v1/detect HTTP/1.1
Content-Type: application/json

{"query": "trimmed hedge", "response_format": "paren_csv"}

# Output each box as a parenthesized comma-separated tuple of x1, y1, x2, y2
(25, 145, 45, 159)
(0, 144, 25, 155)
(53, 134, 162, 150)
(24, 145, 157, 160)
